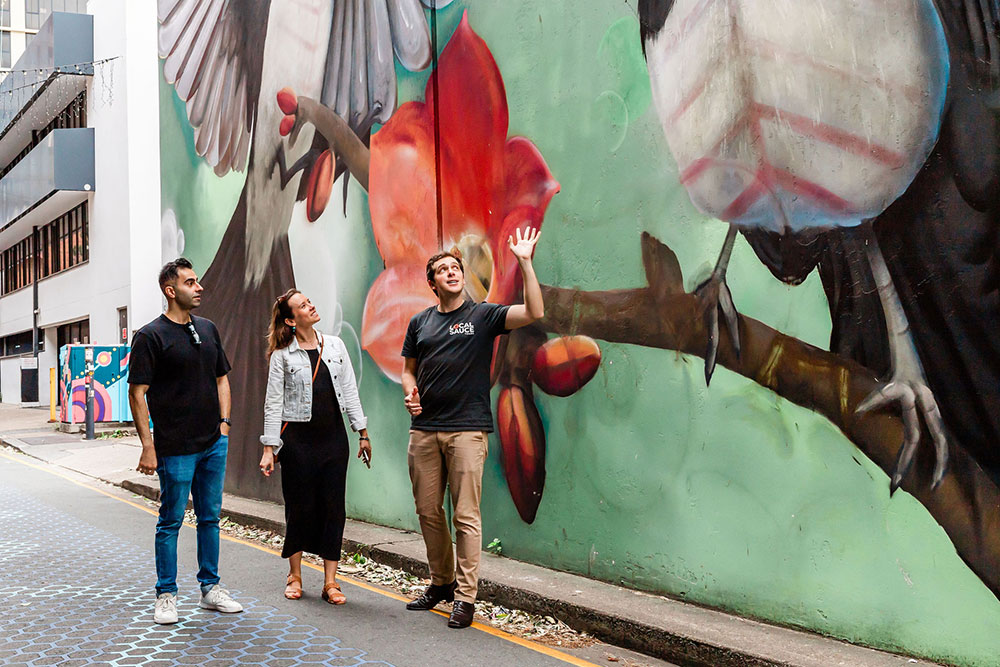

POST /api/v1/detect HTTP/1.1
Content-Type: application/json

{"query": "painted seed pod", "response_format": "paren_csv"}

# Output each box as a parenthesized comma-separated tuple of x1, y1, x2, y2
(497, 384, 546, 524)
(279, 114, 296, 137)
(306, 150, 335, 222)
(532, 335, 601, 397)
(276, 86, 298, 115)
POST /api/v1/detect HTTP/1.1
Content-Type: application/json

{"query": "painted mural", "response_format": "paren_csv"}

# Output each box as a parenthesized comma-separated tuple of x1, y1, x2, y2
(158, 1, 1000, 663)
(59, 345, 132, 423)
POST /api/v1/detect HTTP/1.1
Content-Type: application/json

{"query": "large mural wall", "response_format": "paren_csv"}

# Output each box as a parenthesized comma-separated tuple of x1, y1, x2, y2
(157, 1, 1000, 663)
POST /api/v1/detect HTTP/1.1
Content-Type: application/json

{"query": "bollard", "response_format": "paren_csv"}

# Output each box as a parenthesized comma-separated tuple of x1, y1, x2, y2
(49, 367, 57, 422)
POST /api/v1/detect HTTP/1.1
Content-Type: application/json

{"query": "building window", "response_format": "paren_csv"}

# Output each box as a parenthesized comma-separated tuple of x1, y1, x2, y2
(1, 329, 43, 357)
(25, 0, 85, 30)
(39, 202, 89, 279)
(1, 235, 33, 294)
(0, 202, 88, 295)
(57, 319, 88, 350)
(0, 1, 10, 28)
(25, 0, 43, 30)
(1, 30, 10, 69)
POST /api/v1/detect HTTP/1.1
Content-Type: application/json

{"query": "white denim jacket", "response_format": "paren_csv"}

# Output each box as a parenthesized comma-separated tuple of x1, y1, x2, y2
(260, 332, 367, 453)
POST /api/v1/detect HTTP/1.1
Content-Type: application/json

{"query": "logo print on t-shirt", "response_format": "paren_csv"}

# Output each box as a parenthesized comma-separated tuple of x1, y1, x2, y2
(449, 322, 475, 336)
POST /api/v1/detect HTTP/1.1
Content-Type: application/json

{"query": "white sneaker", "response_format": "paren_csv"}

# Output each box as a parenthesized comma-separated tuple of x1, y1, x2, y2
(199, 585, 244, 613)
(154, 592, 178, 624)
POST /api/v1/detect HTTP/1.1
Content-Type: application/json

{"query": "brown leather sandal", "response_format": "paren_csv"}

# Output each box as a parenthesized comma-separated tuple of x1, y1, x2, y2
(284, 573, 302, 600)
(321, 582, 346, 605)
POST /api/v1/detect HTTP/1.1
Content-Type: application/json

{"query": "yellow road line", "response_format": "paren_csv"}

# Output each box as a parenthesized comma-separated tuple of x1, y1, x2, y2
(0, 448, 598, 667)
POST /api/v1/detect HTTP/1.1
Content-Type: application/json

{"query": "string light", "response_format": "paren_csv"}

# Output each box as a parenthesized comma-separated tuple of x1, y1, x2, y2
(0, 56, 119, 120)
(0, 56, 118, 95)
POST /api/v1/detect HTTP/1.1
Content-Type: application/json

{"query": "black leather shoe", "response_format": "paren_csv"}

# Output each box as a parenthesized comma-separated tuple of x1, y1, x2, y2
(405, 581, 456, 611)
(447, 600, 475, 628)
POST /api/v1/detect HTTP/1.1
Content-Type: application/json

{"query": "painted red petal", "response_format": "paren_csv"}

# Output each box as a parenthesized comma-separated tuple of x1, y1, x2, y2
(486, 206, 541, 304)
(501, 136, 560, 224)
(279, 114, 296, 137)
(486, 138, 559, 304)
(426, 10, 508, 243)
(369, 102, 439, 265)
(497, 384, 546, 524)
(361, 264, 438, 383)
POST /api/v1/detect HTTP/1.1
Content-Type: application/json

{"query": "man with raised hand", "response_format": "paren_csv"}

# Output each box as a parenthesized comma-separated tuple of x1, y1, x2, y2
(401, 228, 544, 629)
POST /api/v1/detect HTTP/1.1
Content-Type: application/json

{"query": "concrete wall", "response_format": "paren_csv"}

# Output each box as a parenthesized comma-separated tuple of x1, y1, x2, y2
(157, 2, 1000, 664)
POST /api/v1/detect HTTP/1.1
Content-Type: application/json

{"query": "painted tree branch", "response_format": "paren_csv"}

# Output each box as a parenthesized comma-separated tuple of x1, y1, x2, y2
(539, 232, 1000, 598)
(289, 96, 370, 189)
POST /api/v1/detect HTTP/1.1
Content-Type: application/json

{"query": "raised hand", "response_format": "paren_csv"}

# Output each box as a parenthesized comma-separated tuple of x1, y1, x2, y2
(508, 226, 541, 263)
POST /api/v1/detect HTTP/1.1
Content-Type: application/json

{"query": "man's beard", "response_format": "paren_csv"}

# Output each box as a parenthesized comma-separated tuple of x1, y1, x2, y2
(176, 294, 201, 310)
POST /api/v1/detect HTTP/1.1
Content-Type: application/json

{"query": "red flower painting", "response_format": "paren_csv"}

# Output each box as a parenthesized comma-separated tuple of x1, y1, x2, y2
(361, 12, 560, 382)
(360, 12, 602, 523)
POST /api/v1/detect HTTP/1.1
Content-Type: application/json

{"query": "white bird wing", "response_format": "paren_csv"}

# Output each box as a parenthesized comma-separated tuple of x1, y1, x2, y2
(158, 0, 271, 175)
(321, 0, 432, 129)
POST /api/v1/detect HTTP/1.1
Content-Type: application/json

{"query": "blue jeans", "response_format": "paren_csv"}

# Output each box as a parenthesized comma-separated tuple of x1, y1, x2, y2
(154, 434, 228, 595)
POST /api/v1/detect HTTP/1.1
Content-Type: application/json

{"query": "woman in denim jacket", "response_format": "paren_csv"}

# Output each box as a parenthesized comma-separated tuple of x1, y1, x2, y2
(259, 289, 372, 604)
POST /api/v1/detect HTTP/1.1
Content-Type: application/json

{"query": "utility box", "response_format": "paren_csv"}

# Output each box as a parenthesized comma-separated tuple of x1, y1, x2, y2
(59, 344, 132, 425)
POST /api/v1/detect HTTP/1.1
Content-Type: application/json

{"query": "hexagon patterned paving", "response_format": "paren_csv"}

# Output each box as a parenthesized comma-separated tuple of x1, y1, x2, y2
(0, 487, 394, 666)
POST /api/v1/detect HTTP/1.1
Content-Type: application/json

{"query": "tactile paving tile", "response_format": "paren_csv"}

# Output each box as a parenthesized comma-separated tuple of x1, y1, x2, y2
(0, 486, 394, 666)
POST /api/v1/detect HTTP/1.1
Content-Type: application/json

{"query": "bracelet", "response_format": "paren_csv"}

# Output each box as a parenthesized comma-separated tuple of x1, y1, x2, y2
(359, 436, 370, 441)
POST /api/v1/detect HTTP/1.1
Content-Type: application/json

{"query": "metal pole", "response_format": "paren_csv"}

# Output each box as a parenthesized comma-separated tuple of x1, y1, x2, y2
(84, 347, 95, 440)
(31, 225, 39, 358)
(31, 225, 41, 405)
(429, 1, 443, 250)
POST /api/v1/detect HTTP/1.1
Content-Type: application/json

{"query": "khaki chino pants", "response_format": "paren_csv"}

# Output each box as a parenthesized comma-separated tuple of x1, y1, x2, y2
(407, 429, 488, 604)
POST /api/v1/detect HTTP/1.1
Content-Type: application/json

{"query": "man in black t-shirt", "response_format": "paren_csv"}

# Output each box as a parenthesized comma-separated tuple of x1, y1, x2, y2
(128, 258, 243, 625)
(401, 227, 545, 629)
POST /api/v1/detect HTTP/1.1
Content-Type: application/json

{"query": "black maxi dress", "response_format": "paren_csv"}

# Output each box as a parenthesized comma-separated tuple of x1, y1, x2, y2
(278, 348, 350, 560)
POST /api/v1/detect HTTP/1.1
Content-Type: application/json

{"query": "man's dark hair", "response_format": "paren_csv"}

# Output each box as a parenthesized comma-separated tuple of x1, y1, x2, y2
(425, 252, 463, 292)
(159, 257, 194, 293)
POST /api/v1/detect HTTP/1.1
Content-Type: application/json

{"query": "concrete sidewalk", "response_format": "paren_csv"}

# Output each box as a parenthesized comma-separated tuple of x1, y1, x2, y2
(0, 403, 940, 667)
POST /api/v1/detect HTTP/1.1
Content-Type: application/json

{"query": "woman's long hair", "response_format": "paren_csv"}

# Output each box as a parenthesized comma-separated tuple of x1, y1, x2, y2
(267, 288, 300, 357)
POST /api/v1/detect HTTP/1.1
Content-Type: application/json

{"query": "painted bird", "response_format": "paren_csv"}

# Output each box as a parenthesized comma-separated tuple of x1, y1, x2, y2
(157, 0, 436, 499)
(636, 0, 995, 492)
(739, 0, 1000, 492)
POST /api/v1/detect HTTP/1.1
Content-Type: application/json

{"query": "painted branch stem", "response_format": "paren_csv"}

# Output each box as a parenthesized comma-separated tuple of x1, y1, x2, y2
(539, 232, 1000, 598)
(294, 96, 370, 190)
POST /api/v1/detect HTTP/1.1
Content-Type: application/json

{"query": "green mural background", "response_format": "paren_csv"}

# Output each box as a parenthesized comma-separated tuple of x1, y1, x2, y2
(158, 2, 1000, 664)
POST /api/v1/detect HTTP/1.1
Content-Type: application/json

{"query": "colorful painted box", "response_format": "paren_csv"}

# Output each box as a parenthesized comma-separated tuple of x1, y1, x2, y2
(59, 345, 132, 424)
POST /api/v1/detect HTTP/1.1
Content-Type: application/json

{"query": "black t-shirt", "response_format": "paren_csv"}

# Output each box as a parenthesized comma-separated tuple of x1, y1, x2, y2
(128, 314, 232, 456)
(401, 300, 510, 432)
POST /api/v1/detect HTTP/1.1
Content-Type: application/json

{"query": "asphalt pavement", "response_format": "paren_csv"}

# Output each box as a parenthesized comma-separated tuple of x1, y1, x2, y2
(0, 450, 654, 667)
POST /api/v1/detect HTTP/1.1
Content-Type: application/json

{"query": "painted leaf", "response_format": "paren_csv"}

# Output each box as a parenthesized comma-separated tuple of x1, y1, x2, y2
(497, 384, 546, 524)
(532, 336, 602, 397)
(645, 0, 949, 233)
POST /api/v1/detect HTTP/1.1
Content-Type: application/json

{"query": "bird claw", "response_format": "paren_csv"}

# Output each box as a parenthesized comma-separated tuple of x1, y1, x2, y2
(856, 380, 949, 494)
(694, 275, 741, 386)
